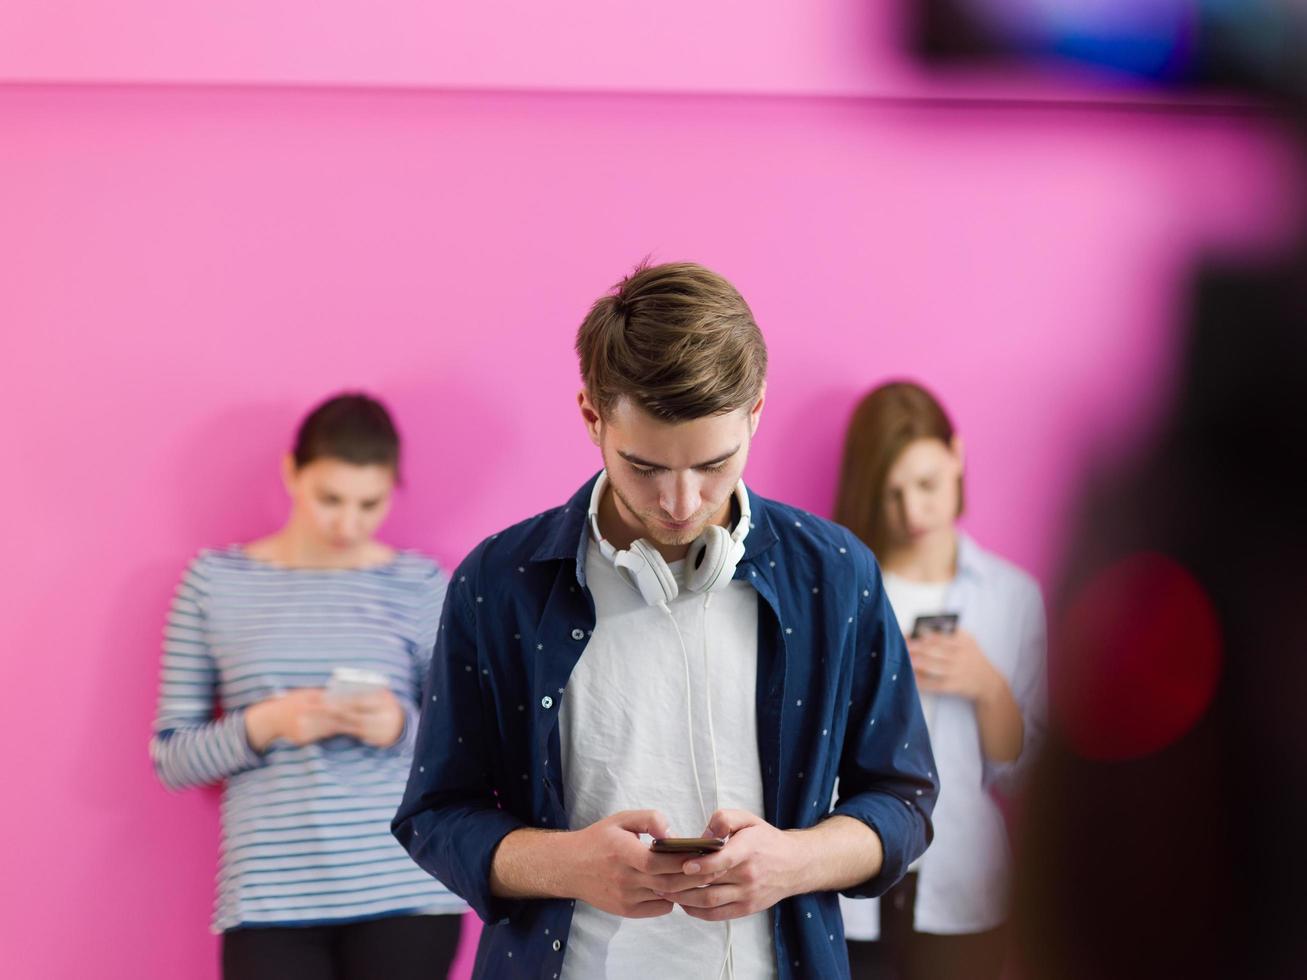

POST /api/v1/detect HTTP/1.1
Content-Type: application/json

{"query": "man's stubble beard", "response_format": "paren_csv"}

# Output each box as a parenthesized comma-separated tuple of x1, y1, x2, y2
(608, 480, 717, 548)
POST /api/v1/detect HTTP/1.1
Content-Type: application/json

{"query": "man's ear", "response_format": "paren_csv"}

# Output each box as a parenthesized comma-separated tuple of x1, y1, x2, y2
(578, 389, 603, 447)
(950, 434, 966, 474)
(747, 383, 767, 436)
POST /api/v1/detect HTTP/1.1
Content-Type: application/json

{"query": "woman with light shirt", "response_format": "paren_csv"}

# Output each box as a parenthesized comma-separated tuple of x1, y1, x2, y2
(149, 393, 464, 980)
(833, 381, 1047, 980)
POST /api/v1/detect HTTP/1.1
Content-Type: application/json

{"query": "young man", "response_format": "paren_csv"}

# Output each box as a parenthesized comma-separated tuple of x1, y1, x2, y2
(394, 262, 938, 978)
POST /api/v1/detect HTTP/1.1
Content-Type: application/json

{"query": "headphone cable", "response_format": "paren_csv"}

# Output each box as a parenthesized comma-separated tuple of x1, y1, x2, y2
(661, 595, 735, 980)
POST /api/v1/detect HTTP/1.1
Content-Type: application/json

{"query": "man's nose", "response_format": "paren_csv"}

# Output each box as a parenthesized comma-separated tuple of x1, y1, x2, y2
(661, 474, 702, 522)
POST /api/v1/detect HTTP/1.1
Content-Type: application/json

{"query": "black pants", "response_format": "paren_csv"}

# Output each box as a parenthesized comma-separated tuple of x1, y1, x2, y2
(847, 873, 1007, 980)
(222, 913, 462, 980)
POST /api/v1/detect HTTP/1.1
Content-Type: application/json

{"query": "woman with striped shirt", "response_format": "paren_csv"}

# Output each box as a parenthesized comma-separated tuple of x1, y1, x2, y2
(150, 393, 465, 980)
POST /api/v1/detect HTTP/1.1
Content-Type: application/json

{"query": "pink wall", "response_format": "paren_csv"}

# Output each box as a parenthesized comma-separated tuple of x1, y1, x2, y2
(0, 77, 1298, 980)
(0, 0, 1251, 108)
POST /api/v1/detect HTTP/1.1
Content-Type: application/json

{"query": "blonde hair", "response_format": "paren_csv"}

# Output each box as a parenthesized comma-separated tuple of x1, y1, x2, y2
(575, 261, 768, 421)
(834, 381, 964, 558)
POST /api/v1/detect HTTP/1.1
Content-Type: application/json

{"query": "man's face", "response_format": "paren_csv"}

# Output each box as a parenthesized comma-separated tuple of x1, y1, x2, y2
(579, 391, 764, 555)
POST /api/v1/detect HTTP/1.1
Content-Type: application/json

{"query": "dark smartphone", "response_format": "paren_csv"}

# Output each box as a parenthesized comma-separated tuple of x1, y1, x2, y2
(911, 613, 959, 639)
(650, 837, 727, 854)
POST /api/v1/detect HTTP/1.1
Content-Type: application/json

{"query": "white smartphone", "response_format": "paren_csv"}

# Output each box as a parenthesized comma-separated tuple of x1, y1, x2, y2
(325, 667, 390, 701)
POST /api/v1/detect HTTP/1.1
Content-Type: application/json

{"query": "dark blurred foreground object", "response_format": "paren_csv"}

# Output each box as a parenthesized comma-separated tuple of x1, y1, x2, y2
(1011, 248, 1307, 979)
(904, 4, 1307, 975)
(913, 0, 1307, 97)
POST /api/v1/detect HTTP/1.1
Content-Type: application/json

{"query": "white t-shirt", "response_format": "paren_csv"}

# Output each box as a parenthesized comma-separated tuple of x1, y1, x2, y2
(880, 574, 951, 741)
(559, 539, 777, 979)
(841, 575, 952, 941)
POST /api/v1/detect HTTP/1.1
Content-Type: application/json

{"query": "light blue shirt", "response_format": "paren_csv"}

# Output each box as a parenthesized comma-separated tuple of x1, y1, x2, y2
(842, 532, 1047, 938)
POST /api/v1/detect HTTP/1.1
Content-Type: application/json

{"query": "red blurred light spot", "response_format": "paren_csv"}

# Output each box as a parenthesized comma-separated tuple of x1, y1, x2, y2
(1055, 552, 1221, 761)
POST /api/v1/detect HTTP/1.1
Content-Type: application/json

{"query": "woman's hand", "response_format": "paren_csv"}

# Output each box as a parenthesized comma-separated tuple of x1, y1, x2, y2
(908, 628, 1001, 703)
(244, 688, 342, 752)
(329, 688, 407, 748)
(909, 628, 1025, 762)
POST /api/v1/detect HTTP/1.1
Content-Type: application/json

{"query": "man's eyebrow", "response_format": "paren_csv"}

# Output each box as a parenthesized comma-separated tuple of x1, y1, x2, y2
(617, 446, 740, 470)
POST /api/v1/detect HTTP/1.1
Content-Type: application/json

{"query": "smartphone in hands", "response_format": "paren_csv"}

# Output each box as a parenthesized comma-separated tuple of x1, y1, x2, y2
(324, 667, 389, 701)
(650, 837, 727, 855)
(911, 613, 959, 639)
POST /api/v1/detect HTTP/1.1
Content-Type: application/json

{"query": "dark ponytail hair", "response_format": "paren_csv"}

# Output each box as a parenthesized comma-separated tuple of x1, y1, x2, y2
(292, 393, 401, 479)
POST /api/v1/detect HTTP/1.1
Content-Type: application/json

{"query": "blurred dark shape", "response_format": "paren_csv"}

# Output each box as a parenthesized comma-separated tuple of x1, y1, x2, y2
(1012, 247, 1307, 979)
(1055, 551, 1222, 761)
(902, 3, 1307, 976)
(913, 0, 1307, 99)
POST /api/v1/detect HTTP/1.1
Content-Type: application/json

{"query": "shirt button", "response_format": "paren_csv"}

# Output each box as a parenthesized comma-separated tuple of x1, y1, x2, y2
(571, 628, 585, 640)
(552, 939, 562, 951)
(541, 696, 554, 709)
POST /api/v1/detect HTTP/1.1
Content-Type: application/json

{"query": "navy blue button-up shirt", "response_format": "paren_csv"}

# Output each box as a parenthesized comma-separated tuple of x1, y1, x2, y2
(394, 474, 937, 978)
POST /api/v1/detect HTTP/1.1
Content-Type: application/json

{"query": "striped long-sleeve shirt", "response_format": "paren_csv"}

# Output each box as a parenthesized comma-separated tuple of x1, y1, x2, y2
(150, 547, 466, 932)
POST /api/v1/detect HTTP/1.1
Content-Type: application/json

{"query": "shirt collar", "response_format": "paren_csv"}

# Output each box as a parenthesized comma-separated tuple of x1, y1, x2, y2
(954, 530, 985, 581)
(529, 473, 599, 570)
(737, 485, 779, 566)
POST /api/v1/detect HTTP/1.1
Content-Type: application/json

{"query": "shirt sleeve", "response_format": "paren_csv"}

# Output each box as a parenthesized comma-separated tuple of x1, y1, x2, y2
(149, 557, 265, 791)
(831, 546, 939, 899)
(982, 577, 1048, 796)
(392, 554, 528, 924)
(393, 561, 449, 756)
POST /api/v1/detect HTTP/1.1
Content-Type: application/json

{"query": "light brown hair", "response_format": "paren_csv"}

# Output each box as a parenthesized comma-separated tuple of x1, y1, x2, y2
(834, 381, 964, 557)
(575, 261, 768, 422)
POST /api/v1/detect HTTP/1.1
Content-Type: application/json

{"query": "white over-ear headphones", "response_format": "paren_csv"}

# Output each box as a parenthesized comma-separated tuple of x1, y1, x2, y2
(588, 470, 751, 606)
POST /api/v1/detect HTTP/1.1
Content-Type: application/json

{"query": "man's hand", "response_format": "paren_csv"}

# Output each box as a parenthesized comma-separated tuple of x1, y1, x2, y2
(908, 628, 1002, 702)
(656, 810, 811, 922)
(490, 810, 727, 915)
(564, 810, 725, 919)
(330, 688, 406, 748)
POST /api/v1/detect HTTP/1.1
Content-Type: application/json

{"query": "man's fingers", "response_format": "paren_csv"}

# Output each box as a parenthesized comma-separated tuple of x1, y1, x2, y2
(682, 839, 747, 877)
(639, 868, 727, 894)
(704, 808, 759, 839)
(643, 856, 715, 880)
(624, 898, 675, 919)
(681, 901, 752, 922)
(639, 852, 697, 876)
(612, 809, 671, 839)
(661, 884, 743, 910)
